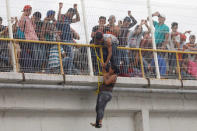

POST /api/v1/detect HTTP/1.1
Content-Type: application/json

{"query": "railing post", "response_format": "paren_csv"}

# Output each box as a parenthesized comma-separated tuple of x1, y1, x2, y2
(80, 0, 94, 76)
(139, 49, 145, 78)
(176, 52, 182, 80)
(58, 43, 64, 75)
(5, 0, 17, 72)
(147, 0, 161, 79)
(99, 47, 104, 64)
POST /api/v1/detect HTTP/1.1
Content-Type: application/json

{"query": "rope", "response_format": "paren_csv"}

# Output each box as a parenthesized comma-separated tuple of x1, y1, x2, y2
(93, 46, 103, 94)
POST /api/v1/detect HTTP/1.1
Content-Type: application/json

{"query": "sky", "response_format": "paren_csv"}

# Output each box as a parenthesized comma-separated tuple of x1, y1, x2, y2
(0, 0, 197, 43)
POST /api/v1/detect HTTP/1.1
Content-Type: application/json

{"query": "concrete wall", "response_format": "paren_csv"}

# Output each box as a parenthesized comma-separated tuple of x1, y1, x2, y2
(0, 87, 197, 131)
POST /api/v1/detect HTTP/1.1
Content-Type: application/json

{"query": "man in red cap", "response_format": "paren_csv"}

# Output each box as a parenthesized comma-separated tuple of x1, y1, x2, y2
(18, 5, 39, 72)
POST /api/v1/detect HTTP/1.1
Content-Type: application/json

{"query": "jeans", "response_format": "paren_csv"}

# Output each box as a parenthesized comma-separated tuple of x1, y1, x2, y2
(62, 57, 73, 75)
(96, 91, 112, 124)
(119, 49, 129, 74)
(33, 43, 49, 71)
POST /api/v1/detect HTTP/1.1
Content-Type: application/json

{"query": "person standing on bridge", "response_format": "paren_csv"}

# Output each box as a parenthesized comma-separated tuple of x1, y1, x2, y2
(91, 64, 119, 128)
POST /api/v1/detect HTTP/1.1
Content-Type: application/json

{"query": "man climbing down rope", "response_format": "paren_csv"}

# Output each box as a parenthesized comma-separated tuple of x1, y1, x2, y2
(94, 32, 120, 69)
(91, 64, 119, 128)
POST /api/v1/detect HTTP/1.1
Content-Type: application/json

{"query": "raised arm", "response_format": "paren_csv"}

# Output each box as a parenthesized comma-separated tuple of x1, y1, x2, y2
(103, 38, 112, 67)
(72, 4, 80, 23)
(58, 2, 63, 22)
(128, 10, 137, 29)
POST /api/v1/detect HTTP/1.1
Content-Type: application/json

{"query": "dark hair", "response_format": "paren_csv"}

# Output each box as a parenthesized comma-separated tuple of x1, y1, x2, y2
(95, 32, 103, 41)
(33, 12, 42, 19)
(0, 17, 2, 21)
(99, 16, 106, 20)
(111, 64, 119, 74)
(171, 22, 178, 28)
(123, 16, 131, 23)
(67, 8, 76, 14)
(190, 35, 196, 39)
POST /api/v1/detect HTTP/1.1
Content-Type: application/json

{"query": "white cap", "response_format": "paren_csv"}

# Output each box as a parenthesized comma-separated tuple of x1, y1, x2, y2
(159, 13, 166, 18)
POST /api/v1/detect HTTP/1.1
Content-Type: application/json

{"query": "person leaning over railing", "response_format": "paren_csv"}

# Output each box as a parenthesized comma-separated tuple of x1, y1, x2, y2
(94, 32, 120, 72)
(90, 16, 109, 75)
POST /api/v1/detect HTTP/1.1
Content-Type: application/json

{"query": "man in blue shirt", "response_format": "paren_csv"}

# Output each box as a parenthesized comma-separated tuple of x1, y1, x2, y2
(151, 12, 169, 49)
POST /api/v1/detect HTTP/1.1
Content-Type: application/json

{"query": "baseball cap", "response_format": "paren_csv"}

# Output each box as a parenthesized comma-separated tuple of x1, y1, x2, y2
(159, 13, 166, 18)
(22, 5, 32, 12)
(47, 10, 55, 17)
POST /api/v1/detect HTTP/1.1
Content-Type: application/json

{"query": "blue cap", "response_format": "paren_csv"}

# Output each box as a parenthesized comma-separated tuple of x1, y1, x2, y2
(47, 10, 55, 17)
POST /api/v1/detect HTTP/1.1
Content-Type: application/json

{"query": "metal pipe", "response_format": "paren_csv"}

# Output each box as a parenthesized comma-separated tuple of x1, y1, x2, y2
(5, 0, 17, 72)
(147, 0, 160, 79)
(0, 83, 197, 94)
(80, 0, 94, 76)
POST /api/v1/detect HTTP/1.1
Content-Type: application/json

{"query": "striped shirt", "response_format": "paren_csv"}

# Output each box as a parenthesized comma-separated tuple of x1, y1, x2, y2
(48, 45, 64, 68)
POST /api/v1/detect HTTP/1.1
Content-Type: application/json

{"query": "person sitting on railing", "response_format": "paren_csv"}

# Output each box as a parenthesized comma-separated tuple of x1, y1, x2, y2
(94, 32, 120, 72)
(106, 15, 119, 37)
(91, 64, 119, 128)
(127, 20, 151, 76)
(118, 11, 137, 76)
(90, 16, 108, 75)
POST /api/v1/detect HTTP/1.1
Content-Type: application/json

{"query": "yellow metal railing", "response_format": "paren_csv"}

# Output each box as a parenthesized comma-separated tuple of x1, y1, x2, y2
(1, 38, 197, 80)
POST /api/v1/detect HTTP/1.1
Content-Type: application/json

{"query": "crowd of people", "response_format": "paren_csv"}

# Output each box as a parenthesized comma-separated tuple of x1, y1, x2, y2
(0, 3, 197, 79)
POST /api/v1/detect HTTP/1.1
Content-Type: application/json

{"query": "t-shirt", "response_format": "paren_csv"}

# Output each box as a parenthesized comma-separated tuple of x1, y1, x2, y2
(61, 15, 72, 24)
(103, 34, 119, 47)
(35, 20, 43, 39)
(167, 32, 181, 50)
(18, 16, 38, 40)
(48, 45, 65, 68)
(0, 25, 6, 32)
(118, 26, 130, 46)
(153, 21, 169, 45)
(56, 21, 72, 42)
(127, 31, 144, 48)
